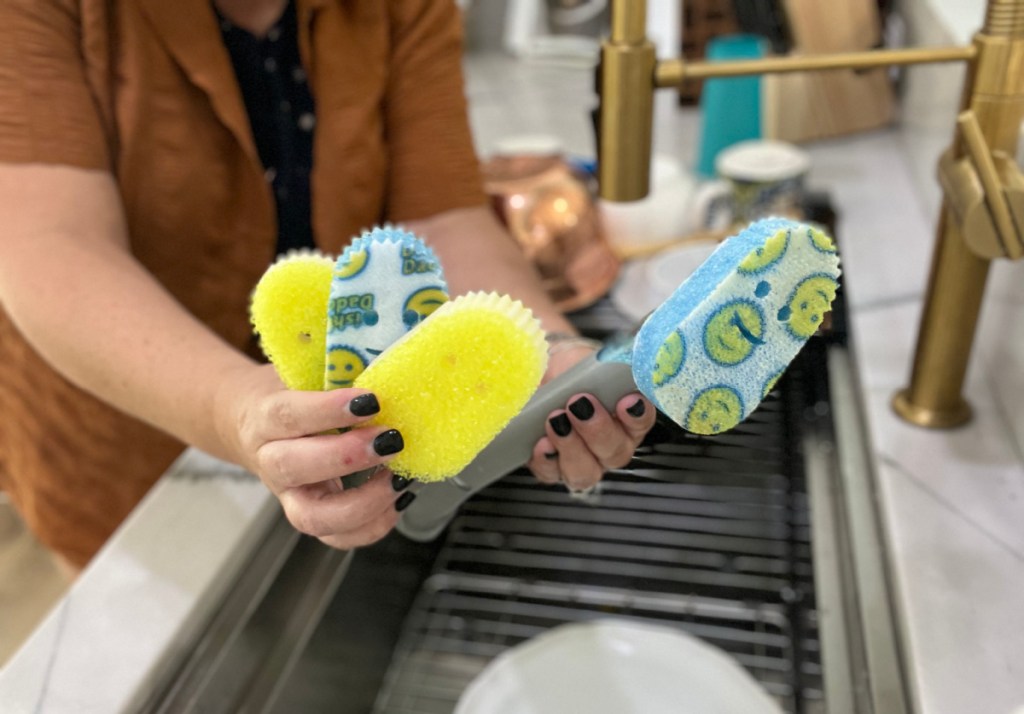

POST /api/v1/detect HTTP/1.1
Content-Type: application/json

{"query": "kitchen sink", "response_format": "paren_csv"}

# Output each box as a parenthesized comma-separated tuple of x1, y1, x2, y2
(140, 269, 909, 714)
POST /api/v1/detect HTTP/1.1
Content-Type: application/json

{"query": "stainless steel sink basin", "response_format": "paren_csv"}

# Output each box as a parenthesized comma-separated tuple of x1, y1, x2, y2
(140, 284, 908, 714)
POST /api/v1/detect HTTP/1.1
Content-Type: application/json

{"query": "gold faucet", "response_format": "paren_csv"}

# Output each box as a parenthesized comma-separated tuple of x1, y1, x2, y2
(598, 0, 1024, 428)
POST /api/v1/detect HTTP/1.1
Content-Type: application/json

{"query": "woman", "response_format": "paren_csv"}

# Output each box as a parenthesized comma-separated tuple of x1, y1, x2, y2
(0, 0, 655, 570)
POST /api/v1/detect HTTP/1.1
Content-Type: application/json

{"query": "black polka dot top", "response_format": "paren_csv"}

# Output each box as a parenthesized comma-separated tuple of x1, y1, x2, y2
(217, 0, 316, 255)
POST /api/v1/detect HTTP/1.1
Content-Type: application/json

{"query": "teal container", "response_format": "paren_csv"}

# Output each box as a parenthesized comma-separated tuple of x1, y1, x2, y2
(696, 34, 767, 178)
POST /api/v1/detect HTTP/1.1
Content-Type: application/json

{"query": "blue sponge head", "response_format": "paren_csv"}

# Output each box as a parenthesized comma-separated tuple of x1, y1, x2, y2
(324, 226, 449, 390)
(631, 218, 841, 435)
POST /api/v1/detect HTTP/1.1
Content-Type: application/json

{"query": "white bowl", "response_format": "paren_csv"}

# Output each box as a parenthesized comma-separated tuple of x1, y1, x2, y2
(455, 619, 782, 714)
(598, 155, 697, 249)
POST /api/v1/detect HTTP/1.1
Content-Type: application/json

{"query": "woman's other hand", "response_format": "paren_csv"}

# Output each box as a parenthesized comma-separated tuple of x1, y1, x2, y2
(526, 342, 657, 492)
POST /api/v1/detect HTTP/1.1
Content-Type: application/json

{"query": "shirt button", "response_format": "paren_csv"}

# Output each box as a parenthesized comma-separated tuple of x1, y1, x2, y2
(298, 113, 316, 132)
(264, 167, 277, 183)
(264, 57, 277, 72)
(292, 67, 307, 83)
(267, 27, 281, 42)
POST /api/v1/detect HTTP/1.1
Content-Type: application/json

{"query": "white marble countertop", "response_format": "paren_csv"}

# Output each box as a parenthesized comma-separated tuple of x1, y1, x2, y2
(2, 52, 1023, 713)
(827, 126, 1024, 714)
(0, 452, 279, 713)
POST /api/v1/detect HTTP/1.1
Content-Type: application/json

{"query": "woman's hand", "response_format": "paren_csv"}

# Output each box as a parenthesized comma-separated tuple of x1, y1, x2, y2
(219, 365, 412, 550)
(526, 343, 657, 492)
(406, 206, 657, 492)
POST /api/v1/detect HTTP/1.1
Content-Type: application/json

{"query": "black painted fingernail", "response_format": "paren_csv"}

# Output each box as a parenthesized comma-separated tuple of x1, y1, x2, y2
(543, 451, 559, 460)
(549, 413, 572, 437)
(349, 393, 380, 417)
(392, 474, 411, 492)
(626, 399, 646, 418)
(395, 492, 416, 512)
(569, 396, 595, 421)
(373, 429, 404, 456)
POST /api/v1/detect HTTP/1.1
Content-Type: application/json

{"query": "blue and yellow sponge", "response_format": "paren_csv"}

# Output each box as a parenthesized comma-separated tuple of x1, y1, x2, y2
(325, 226, 449, 390)
(631, 217, 841, 435)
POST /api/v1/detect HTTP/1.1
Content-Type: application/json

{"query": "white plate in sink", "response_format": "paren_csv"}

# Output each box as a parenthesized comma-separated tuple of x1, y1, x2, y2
(455, 619, 782, 714)
(611, 240, 720, 323)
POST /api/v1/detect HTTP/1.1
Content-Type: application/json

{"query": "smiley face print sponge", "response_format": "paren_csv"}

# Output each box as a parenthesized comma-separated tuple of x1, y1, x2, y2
(250, 227, 449, 392)
(324, 226, 448, 390)
(631, 217, 841, 435)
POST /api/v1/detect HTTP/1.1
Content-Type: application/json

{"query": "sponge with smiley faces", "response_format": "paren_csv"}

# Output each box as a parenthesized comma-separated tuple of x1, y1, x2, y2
(250, 226, 450, 391)
(630, 217, 841, 436)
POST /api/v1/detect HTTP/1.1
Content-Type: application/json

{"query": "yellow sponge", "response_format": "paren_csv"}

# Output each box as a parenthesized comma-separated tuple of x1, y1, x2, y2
(250, 250, 334, 390)
(354, 292, 549, 481)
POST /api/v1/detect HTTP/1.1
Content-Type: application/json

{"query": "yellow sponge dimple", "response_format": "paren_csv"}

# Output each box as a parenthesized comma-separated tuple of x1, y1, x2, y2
(250, 251, 334, 390)
(354, 292, 549, 482)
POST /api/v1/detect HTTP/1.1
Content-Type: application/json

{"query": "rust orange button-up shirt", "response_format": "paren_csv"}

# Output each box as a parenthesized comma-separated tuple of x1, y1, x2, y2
(0, 0, 486, 567)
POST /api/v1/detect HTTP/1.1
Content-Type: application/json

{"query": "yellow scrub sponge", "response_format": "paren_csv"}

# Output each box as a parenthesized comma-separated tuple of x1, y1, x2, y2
(250, 250, 334, 390)
(354, 292, 549, 482)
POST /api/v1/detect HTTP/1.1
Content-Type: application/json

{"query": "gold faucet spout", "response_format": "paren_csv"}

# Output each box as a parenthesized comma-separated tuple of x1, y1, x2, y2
(655, 46, 976, 86)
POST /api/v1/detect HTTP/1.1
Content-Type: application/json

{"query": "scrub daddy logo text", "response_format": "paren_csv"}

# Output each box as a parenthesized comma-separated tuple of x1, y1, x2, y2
(402, 245, 439, 276)
(328, 293, 376, 332)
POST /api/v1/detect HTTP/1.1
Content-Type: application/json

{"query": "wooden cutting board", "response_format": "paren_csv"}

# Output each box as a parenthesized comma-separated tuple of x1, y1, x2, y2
(784, 0, 882, 52)
(763, 0, 894, 143)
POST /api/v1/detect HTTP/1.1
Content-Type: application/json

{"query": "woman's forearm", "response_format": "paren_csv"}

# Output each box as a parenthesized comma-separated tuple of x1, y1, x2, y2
(404, 205, 578, 336)
(0, 164, 258, 464)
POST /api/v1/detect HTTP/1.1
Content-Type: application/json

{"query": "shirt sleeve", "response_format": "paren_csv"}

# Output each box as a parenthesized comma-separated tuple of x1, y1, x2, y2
(383, 0, 487, 221)
(0, 0, 110, 169)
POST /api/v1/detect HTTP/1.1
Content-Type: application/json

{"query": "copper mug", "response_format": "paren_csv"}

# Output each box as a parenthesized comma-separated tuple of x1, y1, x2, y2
(482, 152, 620, 313)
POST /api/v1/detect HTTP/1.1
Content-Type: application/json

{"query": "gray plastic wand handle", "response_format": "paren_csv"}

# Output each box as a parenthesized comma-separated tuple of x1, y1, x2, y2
(396, 352, 636, 542)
